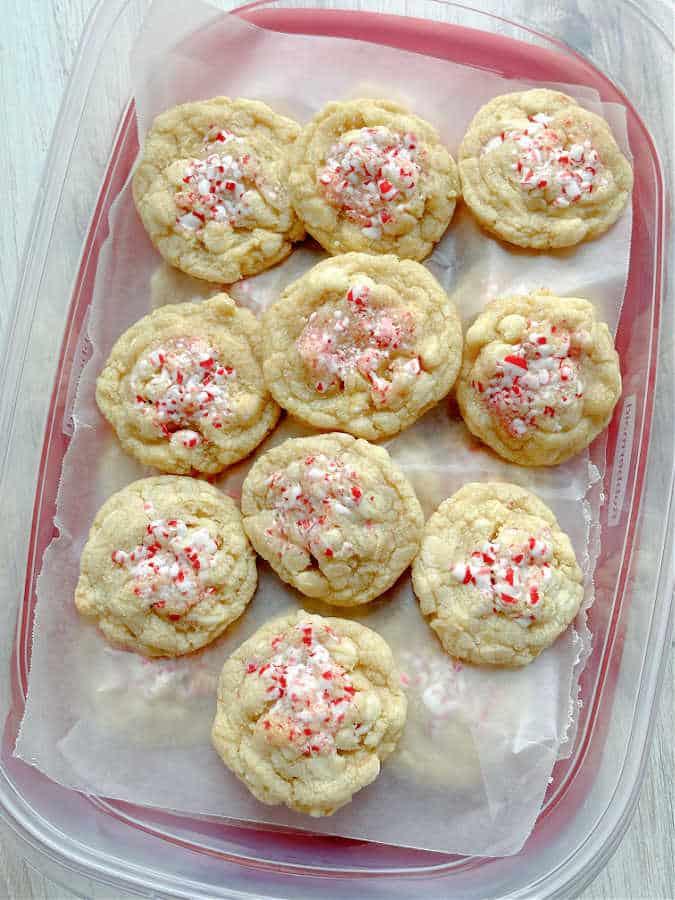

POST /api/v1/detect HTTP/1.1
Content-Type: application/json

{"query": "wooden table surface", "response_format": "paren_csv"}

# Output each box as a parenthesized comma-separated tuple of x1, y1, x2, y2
(1, 0, 672, 897)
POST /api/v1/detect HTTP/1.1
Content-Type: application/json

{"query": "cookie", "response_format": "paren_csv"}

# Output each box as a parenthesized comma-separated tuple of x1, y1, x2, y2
(261, 253, 463, 440)
(412, 482, 583, 667)
(211, 610, 407, 816)
(456, 291, 621, 466)
(132, 97, 305, 283)
(395, 651, 481, 789)
(87, 649, 220, 745)
(395, 647, 536, 787)
(289, 99, 459, 259)
(75, 476, 257, 657)
(96, 295, 280, 475)
(458, 89, 633, 248)
(241, 432, 424, 606)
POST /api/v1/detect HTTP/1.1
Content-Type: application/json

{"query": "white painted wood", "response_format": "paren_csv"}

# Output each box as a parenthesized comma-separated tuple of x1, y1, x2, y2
(0, 0, 672, 897)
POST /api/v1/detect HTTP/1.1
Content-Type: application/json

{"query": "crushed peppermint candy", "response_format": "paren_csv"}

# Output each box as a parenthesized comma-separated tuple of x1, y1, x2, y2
(400, 652, 463, 720)
(175, 129, 262, 231)
(112, 518, 219, 618)
(130, 337, 236, 445)
(481, 113, 605, 207)
(318, 126, 424, 237)
(399, 651, 505, 737)
(246, 621, 356, 756)
(450, 534, 554, 624)
(472, 322, 585, 437)
(136, 655, 218, 702)
(296, 282, 421, 404)
(264, 453, 366, 560)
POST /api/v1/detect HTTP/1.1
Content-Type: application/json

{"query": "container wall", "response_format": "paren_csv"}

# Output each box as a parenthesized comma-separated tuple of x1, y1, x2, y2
(0, 1, 671, 898)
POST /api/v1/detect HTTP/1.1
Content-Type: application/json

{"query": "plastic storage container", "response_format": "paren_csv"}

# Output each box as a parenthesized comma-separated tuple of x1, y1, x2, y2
(1, 1, 672, 897)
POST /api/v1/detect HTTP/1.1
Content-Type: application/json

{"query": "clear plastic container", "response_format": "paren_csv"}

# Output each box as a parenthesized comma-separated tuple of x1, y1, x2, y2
(1, 1, 672, 897)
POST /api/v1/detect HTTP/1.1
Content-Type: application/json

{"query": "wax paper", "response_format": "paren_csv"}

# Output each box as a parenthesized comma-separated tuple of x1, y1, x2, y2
(16, 0, 632, 857)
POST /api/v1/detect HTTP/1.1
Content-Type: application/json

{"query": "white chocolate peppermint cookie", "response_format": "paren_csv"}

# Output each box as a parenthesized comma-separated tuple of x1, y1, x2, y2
(241, 433, 424, 606)
(458, 89, 633, 249)
(96, 295, 279, 475)
(75, 477, 257, 657)
(289, 99, 459, 259)
(88, 649, 220, 745)
(456, 291, 621, 466)
(261, 253, 463, 440)
(395, 651, 480, 788)
(412, 482, 583, 667)
(132, 97, 304, 283)
(211, 610, 407, 816)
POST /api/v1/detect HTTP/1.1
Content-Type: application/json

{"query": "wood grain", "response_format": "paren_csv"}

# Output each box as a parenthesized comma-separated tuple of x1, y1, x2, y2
(0, 0, 672, 897)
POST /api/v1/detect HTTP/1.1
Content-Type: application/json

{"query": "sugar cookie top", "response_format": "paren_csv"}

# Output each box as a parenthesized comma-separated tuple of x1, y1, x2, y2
(211, 610, 407, 816)
(75, 476, 257, 657)
(241, 432, 424, 606)
(261, 253, 462, 440)
(412, 482, 583, 667)
(289, 99, 459, 259)
(132, 97, 305, 283)
(96, 295, 279, 475)
(459, 89, 633, 248)
(456, 291, 621, 466)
